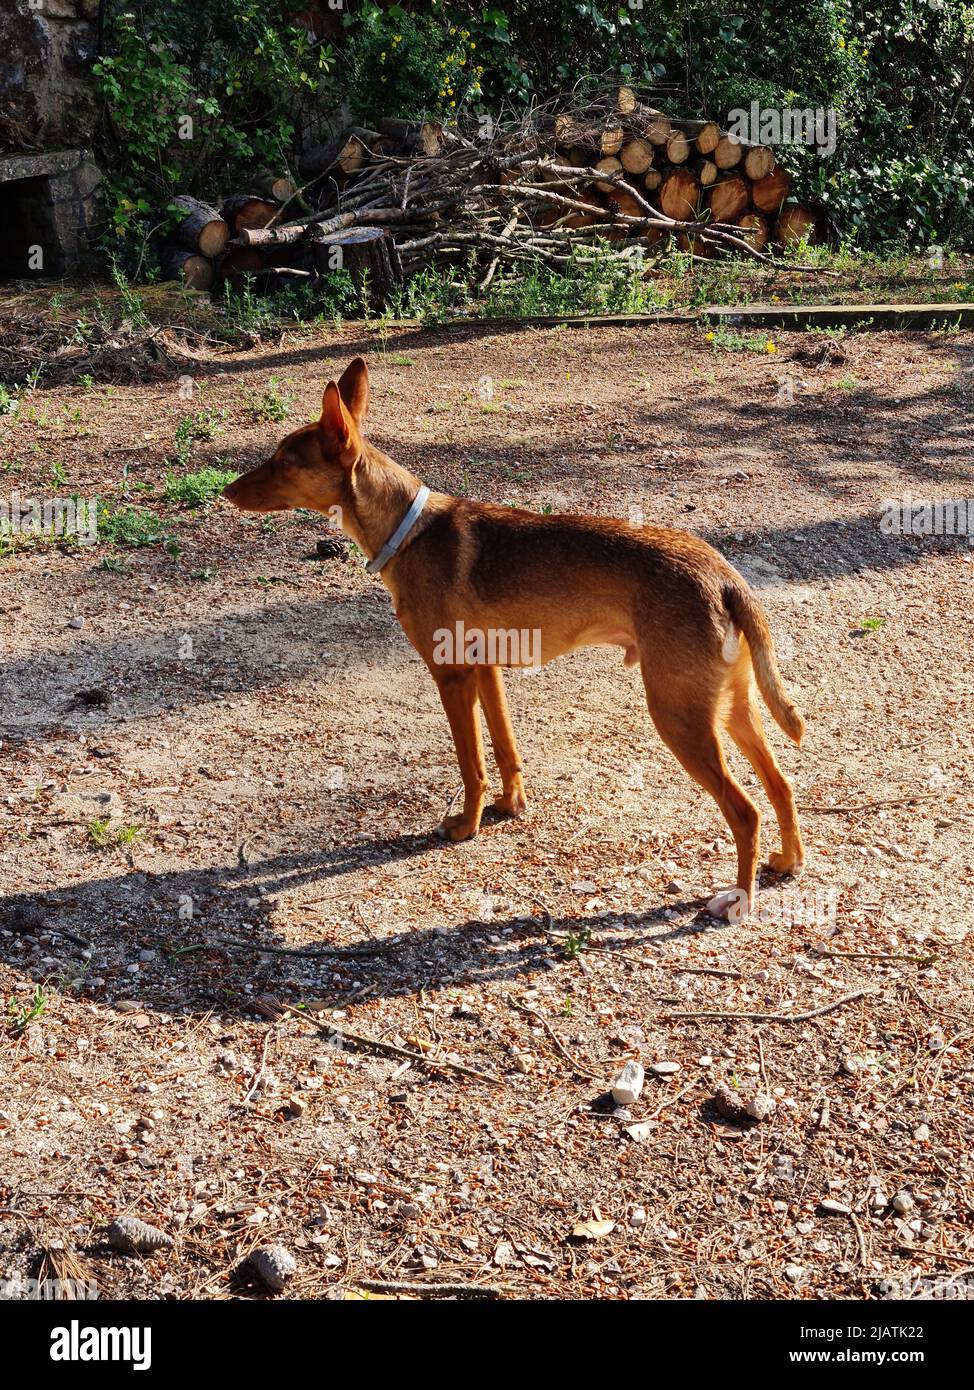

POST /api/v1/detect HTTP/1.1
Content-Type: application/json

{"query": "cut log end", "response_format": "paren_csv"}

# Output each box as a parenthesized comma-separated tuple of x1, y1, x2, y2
(659, 167, 701, 222)
(160, 247, 214, 291)
(172, 195, 228, 259)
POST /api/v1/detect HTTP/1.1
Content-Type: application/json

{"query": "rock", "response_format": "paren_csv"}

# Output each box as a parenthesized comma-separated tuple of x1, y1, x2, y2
(284, 1096, 306, 1119)
(870, 1191, 888, 1212)
(784, 1264, 805, 1285)
(892, 1191, 914, 1215)
(820, 1199, 851, 1216)
(250, 1243, 297, 1292)
(650, 1060, 680, 1077)
(745, 1093, 774, 1121)
(612, 1061, 645, 1105)
(840, 1056, 859, 1076)
(108, 1216, 173, 1254)
(664, 880, 683, 894)
(913, 1123, 930, 1142)
(68, 615, 85, 630)
(629, 1207, 647, 1228)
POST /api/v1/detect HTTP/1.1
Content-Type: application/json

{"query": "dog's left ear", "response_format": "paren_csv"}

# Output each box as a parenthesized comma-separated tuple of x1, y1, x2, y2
(336, 357, 370, 423)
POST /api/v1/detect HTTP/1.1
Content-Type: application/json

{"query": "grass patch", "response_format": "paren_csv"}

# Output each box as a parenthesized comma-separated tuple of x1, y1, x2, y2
(244, 377, 293, 423)
(163, 465, 238, 507)
(97, 502, 170, 548)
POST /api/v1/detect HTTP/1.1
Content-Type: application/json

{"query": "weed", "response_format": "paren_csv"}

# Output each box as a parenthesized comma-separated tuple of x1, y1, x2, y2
(244, 377, 293, 423)
(163, 465, 238, 506)
(97, 502, 169, 548)
(8, 983, 48, 1034)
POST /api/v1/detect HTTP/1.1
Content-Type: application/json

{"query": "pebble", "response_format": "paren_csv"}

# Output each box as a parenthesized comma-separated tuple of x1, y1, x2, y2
(664, 880, 683, 894)
(840, 1056, 860, 1076)
(650, 1060, 680, 1077)
(820, 1199, 851, 1216)
(892, 1191, 914, 1215)
(913, 1123, 930, 1141)
(611, 1061, 645, 1105)
(870, 1191, 888, 1212)
(784, 1264, 805, 1285)
(629, 1207, 647, 1228)
(745, 1093, 774, 1121)
(250, 1244, 296, 1293)
(68, 615, 85, 630)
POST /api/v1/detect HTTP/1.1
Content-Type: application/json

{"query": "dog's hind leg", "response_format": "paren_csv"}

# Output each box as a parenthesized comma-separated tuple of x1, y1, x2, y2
(725, 672, 805, 875)
(433, 667, 489, 842)
(476, 665, 526, 817)
(642, 674, 760, 919)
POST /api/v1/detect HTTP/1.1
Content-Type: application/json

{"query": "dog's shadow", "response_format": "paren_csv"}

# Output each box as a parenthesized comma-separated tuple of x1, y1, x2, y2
(0, 826, 738, 1024)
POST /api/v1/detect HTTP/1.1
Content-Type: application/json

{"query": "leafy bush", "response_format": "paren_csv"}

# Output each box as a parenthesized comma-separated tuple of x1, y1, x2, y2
(93, 4, 334, 266)
(343, 4, 486, 121)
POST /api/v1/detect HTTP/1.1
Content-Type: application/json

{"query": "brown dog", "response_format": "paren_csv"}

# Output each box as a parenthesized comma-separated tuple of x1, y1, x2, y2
(224, 357, 805, 919)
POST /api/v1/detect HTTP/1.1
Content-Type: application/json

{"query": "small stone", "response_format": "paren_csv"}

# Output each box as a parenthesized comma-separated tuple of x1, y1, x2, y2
(629, 1207, 647, 1228)
(840, 1056, 860, 1076)
(650, 1060, 680, 1077)
(913, 1123, 930, 1142)
(285, 1096, 306, 1119)
(745, 1093, 774, 1121)
(68, 615, 85, 630)
(250, 1244, 296, 1292)
(870, 1191, 888, 1212)
(784, 1264, 805, 1285)
(108, 1216, 172, 1254)
(820, 1199, 851, 1216)
(611, 1060, 645, 1105)
(664, 880, 683, 894)
(892, 1191, 914, 1215)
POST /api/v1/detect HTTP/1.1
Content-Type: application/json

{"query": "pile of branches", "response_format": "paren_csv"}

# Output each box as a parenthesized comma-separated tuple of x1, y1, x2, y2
(163, 87, 830, 303)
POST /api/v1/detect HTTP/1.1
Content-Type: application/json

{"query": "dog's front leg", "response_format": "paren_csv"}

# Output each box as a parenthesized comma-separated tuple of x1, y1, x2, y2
(433, 667, 489, 842)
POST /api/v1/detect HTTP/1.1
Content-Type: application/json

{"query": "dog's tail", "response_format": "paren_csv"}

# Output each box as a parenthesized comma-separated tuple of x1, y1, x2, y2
(723, 583, 805, 745)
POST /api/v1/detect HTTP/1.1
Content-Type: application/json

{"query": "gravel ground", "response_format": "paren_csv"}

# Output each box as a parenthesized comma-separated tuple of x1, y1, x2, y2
(1, 315, 972, 1300)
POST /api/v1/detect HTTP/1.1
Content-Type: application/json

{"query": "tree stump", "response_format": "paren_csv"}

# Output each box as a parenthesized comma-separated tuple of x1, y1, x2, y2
(312, 226, 403, 309)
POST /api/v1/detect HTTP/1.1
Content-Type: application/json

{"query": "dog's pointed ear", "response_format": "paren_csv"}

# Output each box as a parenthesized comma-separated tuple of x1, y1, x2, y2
(319, 380, 352, 445)
(337, 357, 370, 422)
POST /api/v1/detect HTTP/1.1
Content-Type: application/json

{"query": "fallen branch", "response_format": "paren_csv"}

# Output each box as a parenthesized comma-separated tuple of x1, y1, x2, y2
(282, 1001, 503, 1087)
(663, 989, 878, 1023)
(507, 995, 611, 1080)
(351, 1278, 513, 1299)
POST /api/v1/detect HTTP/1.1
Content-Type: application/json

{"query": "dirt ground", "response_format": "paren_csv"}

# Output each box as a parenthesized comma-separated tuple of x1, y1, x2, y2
(1, 313, 973, 1301)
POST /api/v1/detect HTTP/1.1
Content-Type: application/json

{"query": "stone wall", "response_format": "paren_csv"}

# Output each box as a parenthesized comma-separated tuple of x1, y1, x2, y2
(0, 0, 101, 149)
(0, 2, 103, 273)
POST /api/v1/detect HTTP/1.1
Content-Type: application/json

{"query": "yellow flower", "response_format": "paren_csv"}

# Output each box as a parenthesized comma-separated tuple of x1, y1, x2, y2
(838, 37, 845, 48)
(770, 294, 781, 303)
(765, 341, 777, 354)
(470, 42, 476, 49)
(954, 281, 967, 289)
(450, 100, 456, 107)
(380, 52, 386, 61)
(705, 331, 715, 342)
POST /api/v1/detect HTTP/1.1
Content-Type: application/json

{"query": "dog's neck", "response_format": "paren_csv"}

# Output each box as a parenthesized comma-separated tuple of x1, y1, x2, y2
(340, 445, 427, 565)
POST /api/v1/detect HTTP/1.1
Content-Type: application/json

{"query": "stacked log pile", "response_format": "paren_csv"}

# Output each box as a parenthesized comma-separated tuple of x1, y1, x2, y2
(159, 90, 827, 301)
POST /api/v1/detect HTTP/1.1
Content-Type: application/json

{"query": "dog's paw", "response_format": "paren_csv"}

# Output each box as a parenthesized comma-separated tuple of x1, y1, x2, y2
(493, 788, 527, 818)
(767, 850, 804, 876)
(705, 888, 751, 924)
(436, 814, 480, 843)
